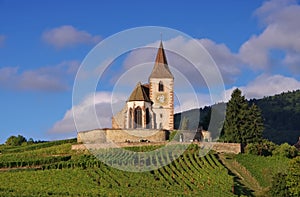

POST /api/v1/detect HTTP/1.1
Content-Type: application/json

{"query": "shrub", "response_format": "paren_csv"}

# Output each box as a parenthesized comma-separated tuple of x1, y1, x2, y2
(5, 135, 27, 146)
(269, 172, 289, 197)
(272, 143, 298, 158)
(245, 140, 277, 156)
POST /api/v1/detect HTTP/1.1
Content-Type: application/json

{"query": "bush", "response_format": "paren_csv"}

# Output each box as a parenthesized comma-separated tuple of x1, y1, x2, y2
(272, 143, 298, 158)
(5, 135, 27, 146)
(245, 140, 277, 156)
(269, 172, 289, 197)
(269, 157, 300, 197)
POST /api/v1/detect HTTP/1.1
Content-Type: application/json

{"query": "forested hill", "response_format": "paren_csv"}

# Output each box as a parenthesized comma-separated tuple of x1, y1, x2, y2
(249, 89, 300, 145)
(174, 89, 300, 145)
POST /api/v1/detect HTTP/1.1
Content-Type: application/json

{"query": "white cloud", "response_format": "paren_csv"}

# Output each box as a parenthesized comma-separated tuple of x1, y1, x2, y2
(174, 93, 212, 113)
(123, 36, 240, 86)
(199, 39, 241, 84)
(0, 60, 80, 91)
(49, 91, 127, 133)
(42, 25, 101, 48)
(0, 35, 5, 47)
(239, 0, 300, 70)
(225, 74, 300, 100)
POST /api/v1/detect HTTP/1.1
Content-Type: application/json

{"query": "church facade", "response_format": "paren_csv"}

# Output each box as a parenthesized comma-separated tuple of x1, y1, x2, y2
(112, 41, 174, 131)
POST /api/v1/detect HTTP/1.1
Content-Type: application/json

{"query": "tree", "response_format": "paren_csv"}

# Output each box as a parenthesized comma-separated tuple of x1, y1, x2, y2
(221, 88, 264, 145)
(245, 139, 276, 156)
(273, 143, 298, 158)
(244, 104, 264, 143)
(5, 135, 27, 146)
(222, 88, 249, 143)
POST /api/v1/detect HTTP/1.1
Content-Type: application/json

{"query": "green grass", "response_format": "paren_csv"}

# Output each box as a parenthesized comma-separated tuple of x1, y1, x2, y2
(235, 154, 290, 188)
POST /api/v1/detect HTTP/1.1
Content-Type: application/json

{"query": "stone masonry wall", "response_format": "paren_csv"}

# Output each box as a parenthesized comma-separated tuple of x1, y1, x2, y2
(77, 129, 167, 144)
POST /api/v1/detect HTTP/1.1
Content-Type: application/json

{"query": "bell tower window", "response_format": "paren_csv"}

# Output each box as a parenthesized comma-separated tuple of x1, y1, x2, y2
(158, 81, 164, 92)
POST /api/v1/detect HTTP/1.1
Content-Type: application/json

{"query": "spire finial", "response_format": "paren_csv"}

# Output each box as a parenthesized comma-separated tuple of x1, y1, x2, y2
(160, 32, 162, 42)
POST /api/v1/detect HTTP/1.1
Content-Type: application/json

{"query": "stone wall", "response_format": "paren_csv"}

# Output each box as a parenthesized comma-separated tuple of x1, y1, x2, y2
(77, 129, 106, 144)
(209, 142, 241, 154)
(77, 129, 168, 144)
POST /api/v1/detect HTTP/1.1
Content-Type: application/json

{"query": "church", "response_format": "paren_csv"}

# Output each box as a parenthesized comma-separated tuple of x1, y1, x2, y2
(112, 41, 174, 131)
(77, 41, 176, 144)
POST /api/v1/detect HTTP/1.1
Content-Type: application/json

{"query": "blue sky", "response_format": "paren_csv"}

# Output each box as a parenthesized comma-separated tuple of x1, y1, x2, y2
(0, 0, 300, 143)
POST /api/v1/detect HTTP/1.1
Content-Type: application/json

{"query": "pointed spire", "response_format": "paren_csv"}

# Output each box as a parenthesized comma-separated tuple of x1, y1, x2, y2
(154, 41, 168, 65)
(149, 41, 173, 79)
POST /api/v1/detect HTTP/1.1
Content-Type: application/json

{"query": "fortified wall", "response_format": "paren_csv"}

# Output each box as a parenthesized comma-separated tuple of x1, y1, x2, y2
(77, 129, 168, 144)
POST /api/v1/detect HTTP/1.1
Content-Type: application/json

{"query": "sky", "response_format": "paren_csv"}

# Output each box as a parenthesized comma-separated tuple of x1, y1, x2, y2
(0, 0, 300, 143)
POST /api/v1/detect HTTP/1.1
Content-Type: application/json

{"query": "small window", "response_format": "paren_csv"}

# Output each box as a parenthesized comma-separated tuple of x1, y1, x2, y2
(158, 81, 164, 92)
(160, 113, 163, 118)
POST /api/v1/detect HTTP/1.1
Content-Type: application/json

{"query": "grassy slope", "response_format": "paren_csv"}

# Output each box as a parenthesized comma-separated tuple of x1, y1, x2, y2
(234, 154, 290, 188)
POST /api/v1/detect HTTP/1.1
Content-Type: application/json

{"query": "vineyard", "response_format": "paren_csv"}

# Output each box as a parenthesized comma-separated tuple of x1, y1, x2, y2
(0, 140, 237, 196)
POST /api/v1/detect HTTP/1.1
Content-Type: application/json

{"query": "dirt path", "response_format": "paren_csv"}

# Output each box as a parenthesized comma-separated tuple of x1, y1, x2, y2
(218, 154, 266, 196)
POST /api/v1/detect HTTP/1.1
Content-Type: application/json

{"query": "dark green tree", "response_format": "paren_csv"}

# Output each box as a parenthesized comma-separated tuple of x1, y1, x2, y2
(222, 88, 249, 143)
(5, 135, 27, 146)
(244, 103, 264, 143)
(222, 88, 264, 145)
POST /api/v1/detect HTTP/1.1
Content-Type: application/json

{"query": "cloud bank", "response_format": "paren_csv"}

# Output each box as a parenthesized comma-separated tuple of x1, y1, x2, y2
(0, 60, 80, 91)
(42, 25, 101, 48)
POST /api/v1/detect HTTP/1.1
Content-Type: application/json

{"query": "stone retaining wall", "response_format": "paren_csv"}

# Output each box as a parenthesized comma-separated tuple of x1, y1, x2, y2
(77, 129, 168, 144)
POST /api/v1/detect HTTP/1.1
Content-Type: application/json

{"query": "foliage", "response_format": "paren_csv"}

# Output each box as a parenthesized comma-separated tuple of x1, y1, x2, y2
(269, 157, 300, 197)
(235, 154, 290, 188)
(250, 89, 300, 144)
(286, 157, 300, 196)
(272, 143, 298, 158)
(269, 173, 290, 197)
(0, 138, 76, 154)
(5, 135, 27, 146)
(245, 140, 277, 156)
(221, 88, 264, 145)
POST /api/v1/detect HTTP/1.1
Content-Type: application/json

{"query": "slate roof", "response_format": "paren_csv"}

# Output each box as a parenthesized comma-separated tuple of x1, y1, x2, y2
(149, 41, 173, 79)
(127, 82, 151, 102)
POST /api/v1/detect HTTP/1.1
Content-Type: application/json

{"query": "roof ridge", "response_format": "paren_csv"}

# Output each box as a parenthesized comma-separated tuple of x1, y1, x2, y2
(127, 82, 151, 102)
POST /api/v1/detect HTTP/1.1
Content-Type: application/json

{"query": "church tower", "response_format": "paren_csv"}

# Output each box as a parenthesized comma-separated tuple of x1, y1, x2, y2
(149, 41, 174, 130)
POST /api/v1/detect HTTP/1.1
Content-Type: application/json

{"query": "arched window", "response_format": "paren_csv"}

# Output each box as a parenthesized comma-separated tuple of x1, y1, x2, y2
(146, 108, 151, 129)
(134, 107, 142, 128)
(158, 81, 164, 92)
(128, 108, 132, 128)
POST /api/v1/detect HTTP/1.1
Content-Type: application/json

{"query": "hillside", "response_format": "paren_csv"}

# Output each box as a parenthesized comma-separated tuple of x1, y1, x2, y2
(175, 90, 300, 145)
(0, 139, 237, 196)
(1, 139, 296, 196)
(250, 90, 300, 144)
